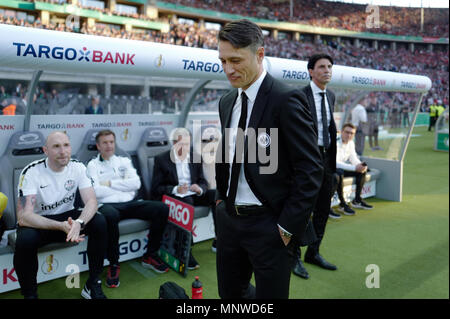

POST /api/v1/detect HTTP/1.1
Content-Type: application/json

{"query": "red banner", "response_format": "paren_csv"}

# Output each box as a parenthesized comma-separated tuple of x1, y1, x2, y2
(422, 37, 440, 43)
(162, 195, 195, 232)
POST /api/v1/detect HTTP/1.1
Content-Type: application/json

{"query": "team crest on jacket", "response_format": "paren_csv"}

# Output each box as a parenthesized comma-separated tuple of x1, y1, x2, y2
(118, 166, 127, 178)
(257, 132, 271, 148)
(64, 179, 76, 191)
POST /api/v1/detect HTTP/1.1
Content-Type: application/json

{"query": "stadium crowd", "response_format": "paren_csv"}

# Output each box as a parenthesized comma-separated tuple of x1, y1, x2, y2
(0, 3, 448, 300)
(164, 0, 449, 37)
(19, 0, 166, 23)
(5, 0, 449, 37)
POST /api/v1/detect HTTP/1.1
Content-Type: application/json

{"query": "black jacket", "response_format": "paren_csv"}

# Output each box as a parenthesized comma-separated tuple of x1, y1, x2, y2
(151, 149, 209, 201)
(301, 84, 337, 173)
(215, 73, 323, 239)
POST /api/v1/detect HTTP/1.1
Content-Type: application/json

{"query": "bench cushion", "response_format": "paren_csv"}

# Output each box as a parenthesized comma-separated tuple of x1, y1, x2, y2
(194, 206, 210, 219)
(0, 245, 13, 256)
(7, 230, 79, 252)
(7, 218, 151, 252)
(118, 219, 150, 236)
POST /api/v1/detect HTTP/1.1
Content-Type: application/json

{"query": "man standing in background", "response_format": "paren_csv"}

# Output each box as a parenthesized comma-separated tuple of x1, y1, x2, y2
(352, 100, 368, 156)
(292, 53, 338, 280)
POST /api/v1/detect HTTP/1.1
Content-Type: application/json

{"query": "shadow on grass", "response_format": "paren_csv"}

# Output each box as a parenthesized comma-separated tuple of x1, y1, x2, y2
(370, 240, 449, 298)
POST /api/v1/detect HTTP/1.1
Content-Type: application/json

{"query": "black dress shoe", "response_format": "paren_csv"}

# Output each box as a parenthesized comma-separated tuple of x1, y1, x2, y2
(292, 259, 309, 279)
(242, 283, 256, 299)
(304, 253, 337, 270)
(188, 252, 200, 270)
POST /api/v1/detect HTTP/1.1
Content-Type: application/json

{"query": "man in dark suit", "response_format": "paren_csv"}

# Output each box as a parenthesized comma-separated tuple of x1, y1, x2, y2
(292, 53, 338, 280)
(215, 19, 323, 299)
(151, 128, 216, 269)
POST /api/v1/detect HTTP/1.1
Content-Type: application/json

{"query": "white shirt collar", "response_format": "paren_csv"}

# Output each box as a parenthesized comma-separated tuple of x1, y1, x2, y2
(310, 80, 326, 95)
(238, 69, 267, 103)
(99, 154, 116, 163)
(45, 157, 68, 175)
(172, 148, 190, 163)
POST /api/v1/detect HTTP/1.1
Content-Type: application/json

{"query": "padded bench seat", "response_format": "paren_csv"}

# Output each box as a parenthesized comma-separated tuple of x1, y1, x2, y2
(6, 218, 150, 252)
(194, 206, 210, 219)
(5, 205, 211, 253)
(0, 245, 13, 256)
(7, 231, 79, 253)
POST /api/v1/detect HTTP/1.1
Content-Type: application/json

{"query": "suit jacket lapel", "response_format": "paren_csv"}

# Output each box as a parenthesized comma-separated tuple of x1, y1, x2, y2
(305, 85, 318, 126)
(219, 90, 238, 168)
(325, 92, 336, 129)
(223, 89, 238, 129)
(166, 151, 179, 184)
(325, 91, 334, 113)
(247, 73, 273, 130)
(244, 73, 273, 161)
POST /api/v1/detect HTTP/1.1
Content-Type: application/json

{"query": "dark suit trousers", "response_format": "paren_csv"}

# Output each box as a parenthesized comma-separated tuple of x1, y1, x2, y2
(334, 168, 367, 203)
(216, 201, 293, 299)
(99, 200, 169, 264)
(301, 149, 333, 256)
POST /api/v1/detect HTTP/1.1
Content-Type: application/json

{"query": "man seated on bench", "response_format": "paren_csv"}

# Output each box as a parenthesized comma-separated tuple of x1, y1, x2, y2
(151, 128, 216, 270)
(334, 123, 374, 216)
(15, 131, 108, 299)
(86, 129, 169, 288)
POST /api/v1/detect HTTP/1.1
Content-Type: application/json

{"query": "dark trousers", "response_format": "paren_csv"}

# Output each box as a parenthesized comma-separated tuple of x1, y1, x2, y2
(333, 168, 367, 203)
(216, 201, 293, 299)
(299, 150, 333, 258)
(355, 128, 365, 156)
(13, 209, 107, 297)
(99, 200, 169, 265)
(428, 116, 437, 131)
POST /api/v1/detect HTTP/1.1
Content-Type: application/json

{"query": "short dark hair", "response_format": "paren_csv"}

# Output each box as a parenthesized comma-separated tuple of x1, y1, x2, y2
(218, 19, 264, 52)
(307, 53, 334, 74)
(95, 129, 115, 143)
(342, 123, 356, 131)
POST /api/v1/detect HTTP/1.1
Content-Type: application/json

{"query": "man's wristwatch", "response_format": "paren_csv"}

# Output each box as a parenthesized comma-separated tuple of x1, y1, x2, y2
(75, 219, 85, 230)
(280, 229, 292, 238)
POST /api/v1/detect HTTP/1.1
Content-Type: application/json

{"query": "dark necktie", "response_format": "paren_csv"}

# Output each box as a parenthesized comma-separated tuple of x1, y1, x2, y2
(319, 92, 329, 148)
(227, 92, 248, 208)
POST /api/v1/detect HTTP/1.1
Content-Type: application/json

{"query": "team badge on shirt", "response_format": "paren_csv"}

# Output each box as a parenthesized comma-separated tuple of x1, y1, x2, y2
(257, 132, 271, 148)
(118, 166, 127, 178)
(64, 179, 76, 191)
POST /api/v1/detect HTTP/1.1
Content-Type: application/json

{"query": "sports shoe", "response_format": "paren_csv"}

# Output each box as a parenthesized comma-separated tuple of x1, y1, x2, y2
(106, 264, 120, 288)
(211, 239, 217, 253)
(337, 203, 356, 216)
(328, 209, 341, 219)
(188, 252, 200, 270)
(81, 279, 107, 299)
(351, 199, 373, 210)
(142, 254, 169, 273)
